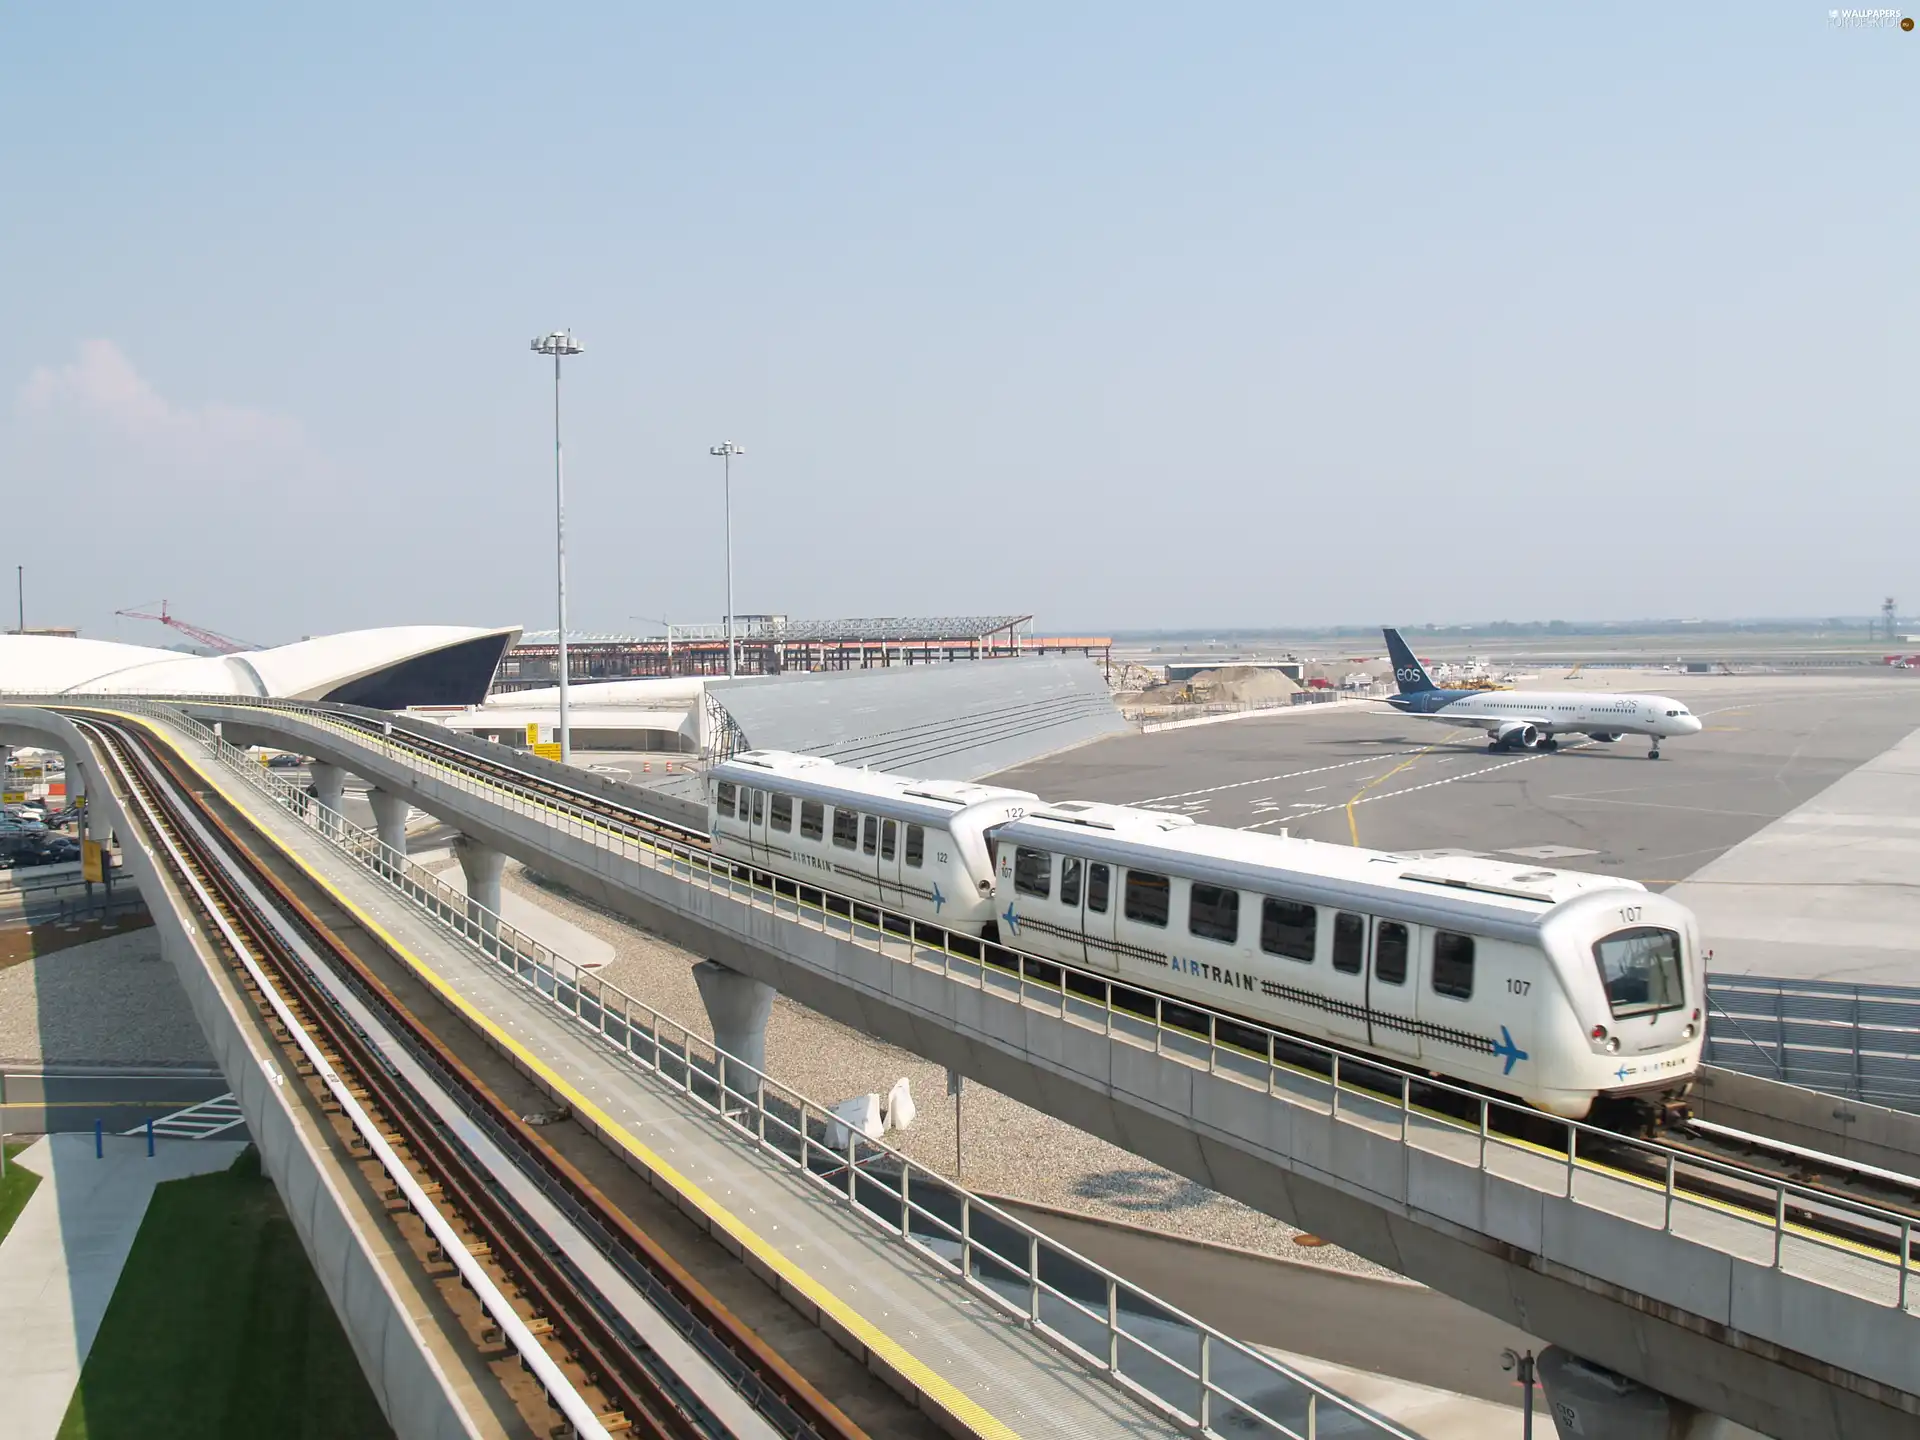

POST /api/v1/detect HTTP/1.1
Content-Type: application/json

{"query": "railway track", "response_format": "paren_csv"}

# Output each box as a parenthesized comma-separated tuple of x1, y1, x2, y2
(163, 699, 1920, 1280)
(84, 713, 867, 1440)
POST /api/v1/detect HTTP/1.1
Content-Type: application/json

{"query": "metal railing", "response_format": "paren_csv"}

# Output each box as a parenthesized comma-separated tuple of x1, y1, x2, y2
(1707, 974, 1920, 1113)
(101, 698, 1920, 1327)
(117, 699, 1413, 1440)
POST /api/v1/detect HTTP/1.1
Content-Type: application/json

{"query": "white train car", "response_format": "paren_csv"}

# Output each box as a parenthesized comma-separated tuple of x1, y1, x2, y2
(991, 802, 1704, 1120)
(708, 751, 1038, 933)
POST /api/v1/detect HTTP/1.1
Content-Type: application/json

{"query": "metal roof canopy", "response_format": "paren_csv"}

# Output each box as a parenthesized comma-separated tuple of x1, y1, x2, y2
(520, 615, 1031, 646)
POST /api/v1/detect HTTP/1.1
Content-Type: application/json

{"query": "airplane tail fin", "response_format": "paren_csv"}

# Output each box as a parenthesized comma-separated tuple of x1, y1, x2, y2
(1383, 628, 1439, 694)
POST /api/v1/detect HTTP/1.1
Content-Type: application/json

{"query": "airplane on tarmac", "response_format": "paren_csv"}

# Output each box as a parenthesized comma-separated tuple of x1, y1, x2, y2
(1380, 629, 1705, 760)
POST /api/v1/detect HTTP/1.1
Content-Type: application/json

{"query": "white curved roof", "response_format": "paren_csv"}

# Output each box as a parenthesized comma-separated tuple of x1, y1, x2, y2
(0, 624, 521, 703)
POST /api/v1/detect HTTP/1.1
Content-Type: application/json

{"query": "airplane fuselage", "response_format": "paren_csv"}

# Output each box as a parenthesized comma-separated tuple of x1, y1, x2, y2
(1387, 688, 1704, 746)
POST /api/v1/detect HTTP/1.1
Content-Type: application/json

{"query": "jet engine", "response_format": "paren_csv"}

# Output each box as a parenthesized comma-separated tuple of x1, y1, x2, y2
(1495, 721, 1540, 750)
(1589, 732, 1622, 743)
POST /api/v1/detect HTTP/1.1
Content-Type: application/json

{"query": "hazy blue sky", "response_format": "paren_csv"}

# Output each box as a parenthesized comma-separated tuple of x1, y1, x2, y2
(2, 5, 1913, 644)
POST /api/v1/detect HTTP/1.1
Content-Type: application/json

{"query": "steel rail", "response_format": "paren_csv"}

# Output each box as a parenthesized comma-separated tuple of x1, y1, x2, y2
(97, 697, 1920, 1302)
(91, 715, 869, 1440)
(78, 717, 624, 1440)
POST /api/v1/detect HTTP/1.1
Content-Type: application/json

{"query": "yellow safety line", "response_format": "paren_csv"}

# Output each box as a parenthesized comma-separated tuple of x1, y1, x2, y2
(284, 726, 1916, 1270)
(1343, 744, 1437, 846)
(122, 712, 1909, 1280)
(118, 713, 1022, 1440)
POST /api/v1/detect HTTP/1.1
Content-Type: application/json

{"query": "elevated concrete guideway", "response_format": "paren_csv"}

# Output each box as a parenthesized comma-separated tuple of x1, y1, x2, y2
(90, 699, 1920, 1439)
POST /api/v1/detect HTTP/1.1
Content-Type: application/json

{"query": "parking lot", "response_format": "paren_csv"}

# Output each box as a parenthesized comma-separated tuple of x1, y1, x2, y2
(995, 672, 1920, 893)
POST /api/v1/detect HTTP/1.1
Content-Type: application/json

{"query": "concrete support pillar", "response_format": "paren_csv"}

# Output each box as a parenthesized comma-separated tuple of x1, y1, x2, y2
(367, 787, 410, 858)
(454, 835, 505, 938)
(692, 960, 775, 1107)
(1538, 1347, 1762, 1440)
(308, 760, 346, 834)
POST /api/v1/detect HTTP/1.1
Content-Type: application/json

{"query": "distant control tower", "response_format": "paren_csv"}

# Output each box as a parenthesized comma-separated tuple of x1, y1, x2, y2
(1884, 596, 1899, 642)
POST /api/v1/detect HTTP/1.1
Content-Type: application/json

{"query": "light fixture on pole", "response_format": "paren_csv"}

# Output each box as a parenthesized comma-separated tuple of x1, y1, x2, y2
(531, 330, 584, 763)
(708, 443, 745, 678)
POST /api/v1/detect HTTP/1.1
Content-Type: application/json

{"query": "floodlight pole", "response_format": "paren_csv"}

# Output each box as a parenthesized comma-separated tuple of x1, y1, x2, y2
(709, 444, 744, 678)
(532, 331, 584, 763)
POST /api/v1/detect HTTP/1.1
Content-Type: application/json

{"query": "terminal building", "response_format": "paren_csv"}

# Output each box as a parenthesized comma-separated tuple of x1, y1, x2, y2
(0, 625, 520, 708)
(496, 614, 1113, 687)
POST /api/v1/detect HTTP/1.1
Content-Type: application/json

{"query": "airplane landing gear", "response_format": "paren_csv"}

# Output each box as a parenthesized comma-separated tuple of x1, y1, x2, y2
(1488, 741, 1502, 753)
(1543, 737, 1559, 751)
(1648, 746, 1662, 761)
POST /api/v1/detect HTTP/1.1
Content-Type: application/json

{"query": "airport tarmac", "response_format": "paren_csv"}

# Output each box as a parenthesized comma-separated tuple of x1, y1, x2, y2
(995, 672, 1920, 902)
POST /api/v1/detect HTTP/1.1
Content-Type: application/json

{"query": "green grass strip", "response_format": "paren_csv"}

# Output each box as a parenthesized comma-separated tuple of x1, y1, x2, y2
(0, 1141, 42, 1244)
(57, 1146, 394, 1440)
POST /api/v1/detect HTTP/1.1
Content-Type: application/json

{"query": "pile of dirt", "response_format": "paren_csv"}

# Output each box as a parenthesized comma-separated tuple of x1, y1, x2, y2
(1139, 666, 1301, 706)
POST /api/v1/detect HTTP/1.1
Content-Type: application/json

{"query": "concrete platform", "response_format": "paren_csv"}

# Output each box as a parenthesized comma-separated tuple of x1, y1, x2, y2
(1668, 726, 1920, 984)
(0, 1135, 248, 1440)
(162, 700, 1920, 1438)
(425, 854, 615, 971)
(994, 672, 1920, 897)
(186, 736, 1198, 1440)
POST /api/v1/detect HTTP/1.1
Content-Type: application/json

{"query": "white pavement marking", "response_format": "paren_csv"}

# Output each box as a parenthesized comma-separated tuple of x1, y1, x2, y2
(0, 1135, 249, 1440)
(1544, 795, 1782, 819)
(1242, 742, 1591, 832)
(1133, 749, 1431, 805)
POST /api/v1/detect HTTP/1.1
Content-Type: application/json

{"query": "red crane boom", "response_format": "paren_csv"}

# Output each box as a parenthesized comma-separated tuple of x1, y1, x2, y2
(115, 599, 257, 655)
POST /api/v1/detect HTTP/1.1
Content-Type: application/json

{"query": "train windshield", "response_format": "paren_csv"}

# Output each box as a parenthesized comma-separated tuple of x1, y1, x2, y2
(1592, 927, 1686, 1018)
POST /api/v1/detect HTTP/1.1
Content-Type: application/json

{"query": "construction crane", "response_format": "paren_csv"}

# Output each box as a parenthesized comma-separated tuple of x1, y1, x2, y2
(115, 599, 256, 655)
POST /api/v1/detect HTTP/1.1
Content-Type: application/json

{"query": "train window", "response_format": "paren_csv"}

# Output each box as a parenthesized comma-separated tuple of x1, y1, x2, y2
(1060, 857, 1082, 908)
(770, 794, 793, 832)
(1260, 898, 1316, 963)
(751, 790, 765, 825)
(881, 820, 897, 861)
(832, 808, 859, 850)
(1124, 871, 1170, 928)
(800, 800, 825, 841)
(1374, 922, 1409, 986)
(1592, 927, 1685, 1017)
(716, 781, 737, 817)
(862, 816, 879, 855)
(1332, 912, 1365, 974)
(904, 824, 924, 867)
(1188, 883, 1240, 944)
(1014, 847, 1053, 898)
(1087, 862, 1110, 913)
(1432, 931, 1474, 1000)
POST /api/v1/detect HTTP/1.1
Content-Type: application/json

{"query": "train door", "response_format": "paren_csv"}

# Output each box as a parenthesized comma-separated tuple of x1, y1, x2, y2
(742, 787, 763, 865)
(877, 817, 904, 910)
(1317, 910, 1371, 1046)
(1365, 918, 1423, 1063)
(1056, 853, 1090, 966)
(858, 814, 884, 899)
(1079, 859, 1117, 976)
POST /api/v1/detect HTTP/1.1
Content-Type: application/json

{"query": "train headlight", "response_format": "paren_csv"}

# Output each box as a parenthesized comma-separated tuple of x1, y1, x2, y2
(1604, 1037, 1620, 1054)
(1682, 1023, 1696, 1040)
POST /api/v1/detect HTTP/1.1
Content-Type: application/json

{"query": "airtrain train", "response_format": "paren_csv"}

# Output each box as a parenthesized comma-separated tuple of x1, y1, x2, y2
(709, 751, 1704, 1121)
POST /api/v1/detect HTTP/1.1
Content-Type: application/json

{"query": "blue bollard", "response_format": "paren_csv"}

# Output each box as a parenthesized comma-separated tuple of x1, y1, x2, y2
(94, 1118, 103, 1159)
(146, 1117, 155, 1157)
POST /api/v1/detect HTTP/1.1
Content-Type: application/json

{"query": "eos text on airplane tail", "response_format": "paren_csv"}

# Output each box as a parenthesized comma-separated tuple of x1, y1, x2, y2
(1381, 629, 1704, 760)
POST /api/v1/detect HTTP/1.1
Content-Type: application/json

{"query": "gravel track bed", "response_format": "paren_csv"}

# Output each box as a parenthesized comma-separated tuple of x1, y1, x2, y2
(497, 862, 1399, 1280)
(0, 927, 213, 1066)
